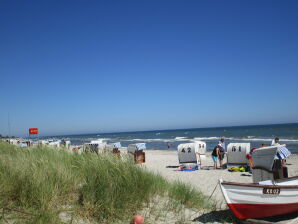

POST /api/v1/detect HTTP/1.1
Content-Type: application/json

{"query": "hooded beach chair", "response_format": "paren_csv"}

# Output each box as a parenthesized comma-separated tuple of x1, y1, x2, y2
(251, 145, 281, 183)
(226, 143, 251, 168)
(177, 141, 206, 168)
(127, 143, 146, 164)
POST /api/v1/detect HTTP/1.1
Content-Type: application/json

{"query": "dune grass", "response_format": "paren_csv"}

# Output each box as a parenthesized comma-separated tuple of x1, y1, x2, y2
(0, 142, 212, 223)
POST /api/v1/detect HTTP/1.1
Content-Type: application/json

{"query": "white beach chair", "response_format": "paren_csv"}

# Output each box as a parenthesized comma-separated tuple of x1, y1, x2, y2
(177, 142, 206, 168)
(226, 143, 250, 167)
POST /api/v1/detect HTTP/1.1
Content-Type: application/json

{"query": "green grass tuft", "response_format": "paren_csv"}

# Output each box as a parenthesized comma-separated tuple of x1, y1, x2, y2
(0, 142, 211, 223)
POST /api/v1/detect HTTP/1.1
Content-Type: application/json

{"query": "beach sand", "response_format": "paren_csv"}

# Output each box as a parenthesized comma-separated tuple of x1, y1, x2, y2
(141, 150, 298, 223)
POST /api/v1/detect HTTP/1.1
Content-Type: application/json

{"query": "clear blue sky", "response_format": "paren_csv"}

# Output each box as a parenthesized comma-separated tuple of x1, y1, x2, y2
(0, 0, 297, 136)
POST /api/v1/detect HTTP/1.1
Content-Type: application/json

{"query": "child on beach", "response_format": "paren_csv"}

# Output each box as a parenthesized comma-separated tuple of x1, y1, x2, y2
(246, 144, 266, 171)
(212, 145, 221, 169)
(246, 147, 257, 170)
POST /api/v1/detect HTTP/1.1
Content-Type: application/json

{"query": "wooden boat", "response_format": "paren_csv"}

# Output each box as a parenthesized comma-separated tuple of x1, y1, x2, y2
(219, 177, 298, 219)
(219, 145, 297, 219)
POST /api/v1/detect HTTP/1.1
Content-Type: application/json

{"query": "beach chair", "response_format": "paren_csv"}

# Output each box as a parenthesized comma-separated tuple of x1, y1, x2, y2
(251, 145, 281, 183)
(226, 143, 250, 168)
(127, 143, 146, 164)
(177, 142, 206, 168)
(104, 142, 122, 157)
(84, 142, 107, 153)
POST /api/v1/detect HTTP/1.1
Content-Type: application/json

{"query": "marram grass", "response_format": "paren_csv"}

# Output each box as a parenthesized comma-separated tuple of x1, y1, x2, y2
(0, 142, 212, 223)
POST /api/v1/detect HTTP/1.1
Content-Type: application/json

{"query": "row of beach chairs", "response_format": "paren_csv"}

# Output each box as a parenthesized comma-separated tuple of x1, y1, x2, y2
(177, 141, 290, 181)
(76, 141, 146, 164)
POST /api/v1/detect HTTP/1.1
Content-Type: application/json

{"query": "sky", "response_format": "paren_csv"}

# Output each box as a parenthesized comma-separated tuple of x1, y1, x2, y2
(0, 0, 298, 137)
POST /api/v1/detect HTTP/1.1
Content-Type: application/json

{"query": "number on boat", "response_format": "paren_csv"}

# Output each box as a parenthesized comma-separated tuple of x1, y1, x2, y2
(263, 188, 280, 195)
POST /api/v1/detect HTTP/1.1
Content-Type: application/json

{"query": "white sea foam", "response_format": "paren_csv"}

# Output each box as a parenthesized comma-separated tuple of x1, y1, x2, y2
(193, 136, 298, 142)
(194, 137, 219, 141)
(60, 136, 298, 145)
(121, 137, 193, 143)
(122, 138, 176, 143)
(175, 137, 187, 140)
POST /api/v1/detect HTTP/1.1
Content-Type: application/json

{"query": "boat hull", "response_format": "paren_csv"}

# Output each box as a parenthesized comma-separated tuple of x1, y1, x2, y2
(219, 178, 298, 219)
(227, 203, 298, 219)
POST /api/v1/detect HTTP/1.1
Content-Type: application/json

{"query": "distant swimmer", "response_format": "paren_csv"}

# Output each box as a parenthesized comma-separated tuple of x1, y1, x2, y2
(167, 142, 172, 149)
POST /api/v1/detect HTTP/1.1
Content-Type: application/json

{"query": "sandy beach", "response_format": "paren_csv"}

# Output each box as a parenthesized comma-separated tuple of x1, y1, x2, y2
(141, 149, 298, 223)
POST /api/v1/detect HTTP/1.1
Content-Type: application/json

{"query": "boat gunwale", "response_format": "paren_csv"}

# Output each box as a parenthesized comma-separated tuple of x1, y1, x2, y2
(221, 177, 298, 189)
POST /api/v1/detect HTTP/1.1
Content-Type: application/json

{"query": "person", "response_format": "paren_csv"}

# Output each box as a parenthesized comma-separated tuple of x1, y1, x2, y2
(246, 147, 257, 170)
(218, 146, 225, 168)
(271, 137, 280, 146)
(212, 145, 220, 169)
(166, 142, 172, 149)
(218, 137, 226, 152)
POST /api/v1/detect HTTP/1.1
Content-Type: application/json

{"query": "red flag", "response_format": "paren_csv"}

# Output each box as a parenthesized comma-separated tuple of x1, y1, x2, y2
(29, 128, 38, 135)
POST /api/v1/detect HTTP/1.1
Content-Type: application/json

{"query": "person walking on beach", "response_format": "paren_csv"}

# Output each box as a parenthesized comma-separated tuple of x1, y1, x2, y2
(212, 145, 220, 169)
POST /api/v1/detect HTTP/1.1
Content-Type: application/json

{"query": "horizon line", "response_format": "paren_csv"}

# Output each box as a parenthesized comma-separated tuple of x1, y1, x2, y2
(42, 122, 298, 138)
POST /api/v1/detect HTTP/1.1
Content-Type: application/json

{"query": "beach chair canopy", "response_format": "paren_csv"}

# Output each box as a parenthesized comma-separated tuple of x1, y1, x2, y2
(113, 142, 122, 148)
(251, 145, 280, 171)
(127, 143, 146, 153)
(227, 143, 251, 164)
(90, 139, 107, 144)
(104, 142, 122, 151)
(193, 141, 207, 154)
(177, 142, 205, 164)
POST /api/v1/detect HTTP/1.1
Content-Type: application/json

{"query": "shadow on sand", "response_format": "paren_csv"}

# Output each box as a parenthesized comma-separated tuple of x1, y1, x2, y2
(193, 209, 240, 223)
(165, 165, 217, 170)
(243, 212, 298, 224)
(165, 165, 179, 168)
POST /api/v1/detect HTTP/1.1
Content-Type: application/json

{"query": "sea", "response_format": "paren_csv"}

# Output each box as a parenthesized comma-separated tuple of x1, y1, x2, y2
(47, 123, 298, 153)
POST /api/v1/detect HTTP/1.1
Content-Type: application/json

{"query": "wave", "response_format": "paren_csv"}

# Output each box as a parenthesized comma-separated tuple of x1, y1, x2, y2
(49, 136, 298, 144)
(121, 137, 193, 143)
(122, 138, 178, 143)
(194, 137, 219, 141)
(58, 137, 112, 142)
(194, 136, 298, 142)
(175, 137, 188, 140)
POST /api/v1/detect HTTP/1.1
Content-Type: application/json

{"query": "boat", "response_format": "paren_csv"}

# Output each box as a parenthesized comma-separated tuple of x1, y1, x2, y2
(219, 145, 297, 219)
(219, 177, 298, 219)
